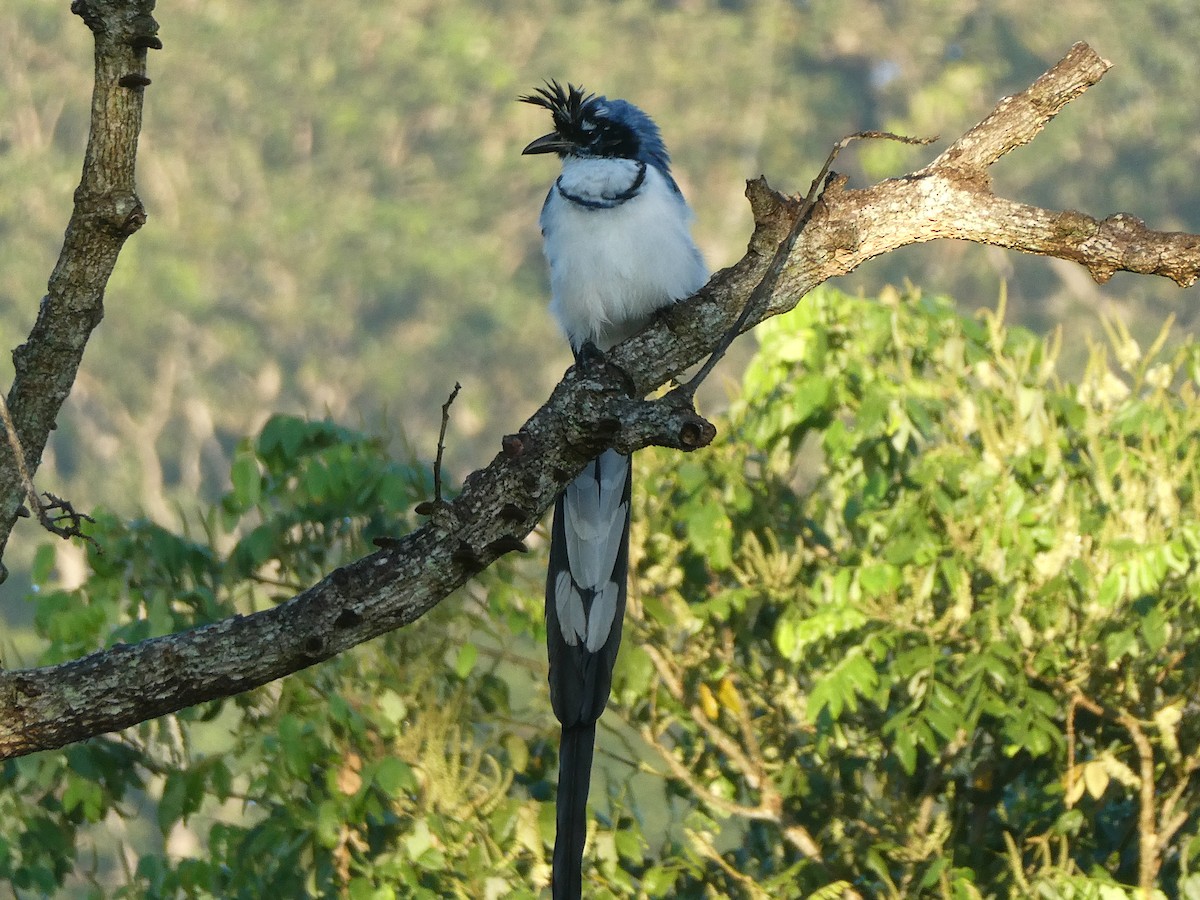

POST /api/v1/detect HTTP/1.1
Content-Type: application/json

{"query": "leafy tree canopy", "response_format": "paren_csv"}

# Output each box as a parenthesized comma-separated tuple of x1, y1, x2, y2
(7, 287, 1199, 897)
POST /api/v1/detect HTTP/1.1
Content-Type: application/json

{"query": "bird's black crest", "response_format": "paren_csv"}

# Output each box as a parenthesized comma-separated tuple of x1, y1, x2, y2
(519, 78, 673, 177)
(519, 80, 595, 135)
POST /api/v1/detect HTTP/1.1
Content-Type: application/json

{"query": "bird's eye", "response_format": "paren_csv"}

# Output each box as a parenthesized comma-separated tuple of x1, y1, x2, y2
(580, 119, 597, 133)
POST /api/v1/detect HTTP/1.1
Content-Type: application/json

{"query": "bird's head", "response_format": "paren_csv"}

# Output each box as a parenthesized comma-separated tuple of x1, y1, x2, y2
(519, 80, 672, 176)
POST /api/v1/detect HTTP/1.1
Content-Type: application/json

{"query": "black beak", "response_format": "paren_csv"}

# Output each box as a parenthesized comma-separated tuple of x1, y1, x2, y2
(522, 132, 574, 155)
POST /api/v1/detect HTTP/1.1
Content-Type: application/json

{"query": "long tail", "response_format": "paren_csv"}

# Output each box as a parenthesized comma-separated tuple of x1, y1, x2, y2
(553, 722, 597, 900)
(545, 449, 632, 899)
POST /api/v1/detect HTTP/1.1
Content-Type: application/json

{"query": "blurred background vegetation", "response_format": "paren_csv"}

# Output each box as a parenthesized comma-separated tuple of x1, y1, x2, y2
(4, 0, 1200, 553)
(4, 0, 1200, 896)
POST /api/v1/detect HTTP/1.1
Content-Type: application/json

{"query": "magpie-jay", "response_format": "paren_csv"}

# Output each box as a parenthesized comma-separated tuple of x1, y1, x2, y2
(520, 81, 708, 899)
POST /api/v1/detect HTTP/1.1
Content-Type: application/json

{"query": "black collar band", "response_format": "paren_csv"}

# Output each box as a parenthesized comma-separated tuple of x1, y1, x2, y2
(556, 161, 647, 210)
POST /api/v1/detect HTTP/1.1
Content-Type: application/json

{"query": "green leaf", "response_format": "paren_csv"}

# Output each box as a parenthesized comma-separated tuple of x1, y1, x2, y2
(684, 500, 733, 570)
(1140, 602, 1169, 652)
(157, 772, 187, 834)
(641, 865, 678, 896)
(257, 414, 311, 466)
(454, 642, 478, 679)
(229, 451, 263, 509)
(792, 375, 833, 424)
(30, 543, 55, 585)
(615, 643, 654, 698)
(403, 820, 434, 860)
(374, 757, 416, 795)
(315, 799, 342, 849)
(891, 718, 918, 775)
(858, 563, 901, 598)
(614, 826, 643, 862)
(376, 690, 408, 727)
(808, 648, 879, 722)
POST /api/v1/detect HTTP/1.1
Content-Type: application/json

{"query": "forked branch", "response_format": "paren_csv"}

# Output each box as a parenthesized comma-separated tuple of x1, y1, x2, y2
(4, 41, 1199, 759)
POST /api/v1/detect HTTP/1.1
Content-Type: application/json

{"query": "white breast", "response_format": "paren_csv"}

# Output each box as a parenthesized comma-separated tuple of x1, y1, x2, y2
(540, 158, 708, 350)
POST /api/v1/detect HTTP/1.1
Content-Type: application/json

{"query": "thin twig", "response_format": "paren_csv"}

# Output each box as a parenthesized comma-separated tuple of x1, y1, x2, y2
(642, 644, 760, 776)
(1065, 694, 1081, 809)
(685, 827, 772, 897)
(0, 392, 96, 544)
(641, 642, 686, 701)
(409, 382, 462, 524)
(639, 723, 779, 823)
(433, 382, 461, 504)
(38, 493, 96, 543)
(1158, 753, 1200, 854)
(721, 629, 770, 788)
(674, 130, 935, 401)
(640, 644, 825, 860)
(1116, 709, 1161, 894)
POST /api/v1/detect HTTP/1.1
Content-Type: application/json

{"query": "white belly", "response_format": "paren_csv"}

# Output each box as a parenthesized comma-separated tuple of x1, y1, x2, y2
(541, 159, 708, 350)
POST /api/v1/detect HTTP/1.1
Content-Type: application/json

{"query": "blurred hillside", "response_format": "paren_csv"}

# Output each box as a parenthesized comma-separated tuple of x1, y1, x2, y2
(3, 0, 1199, 554)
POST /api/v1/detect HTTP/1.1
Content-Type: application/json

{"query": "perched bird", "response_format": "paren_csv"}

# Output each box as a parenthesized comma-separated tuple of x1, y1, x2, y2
(520, 81, 708, 899)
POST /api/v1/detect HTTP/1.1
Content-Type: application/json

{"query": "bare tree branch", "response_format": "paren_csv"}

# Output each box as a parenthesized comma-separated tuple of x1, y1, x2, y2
(0, 0, 158, 581)
(3, 41, 1199, 759)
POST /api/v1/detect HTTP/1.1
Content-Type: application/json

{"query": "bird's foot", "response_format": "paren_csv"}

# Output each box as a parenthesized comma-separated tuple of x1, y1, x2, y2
(575, 339, 606, 369)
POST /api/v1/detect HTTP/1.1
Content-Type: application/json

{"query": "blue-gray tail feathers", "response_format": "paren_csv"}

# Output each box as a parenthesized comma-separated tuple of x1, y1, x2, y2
(545, 450, 632, 899)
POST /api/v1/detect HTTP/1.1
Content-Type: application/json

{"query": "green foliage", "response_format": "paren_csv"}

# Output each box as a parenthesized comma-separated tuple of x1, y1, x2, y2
(6, 417, 551, 898)
(623, 286, 1200, 896)
(10, 290, 1200, 897)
